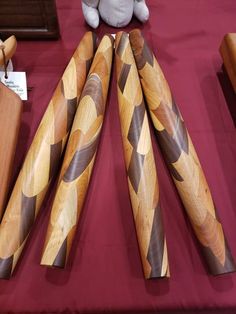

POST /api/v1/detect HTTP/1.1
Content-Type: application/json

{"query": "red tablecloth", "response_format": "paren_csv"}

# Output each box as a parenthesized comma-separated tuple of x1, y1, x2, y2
(1, 0, 236, 313)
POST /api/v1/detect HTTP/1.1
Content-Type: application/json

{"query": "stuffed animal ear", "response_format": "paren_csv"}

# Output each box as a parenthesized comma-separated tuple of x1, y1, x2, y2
(134, 0, 149, 23)
(82, 0, 100, 29)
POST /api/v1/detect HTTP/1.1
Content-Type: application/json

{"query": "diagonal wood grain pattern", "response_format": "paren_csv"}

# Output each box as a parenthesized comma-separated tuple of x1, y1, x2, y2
(129, 29, 236, 276)
(0, 32, 97, 279)
(40, 34, 114, 268)
(115, 32, 169, 279)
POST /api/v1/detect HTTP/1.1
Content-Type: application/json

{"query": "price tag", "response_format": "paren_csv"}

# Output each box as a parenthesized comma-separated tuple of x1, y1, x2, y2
(0, 71, 28, 100)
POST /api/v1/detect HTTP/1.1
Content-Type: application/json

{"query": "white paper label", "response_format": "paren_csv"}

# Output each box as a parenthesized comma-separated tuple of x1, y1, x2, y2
(0, 71, 27, 100)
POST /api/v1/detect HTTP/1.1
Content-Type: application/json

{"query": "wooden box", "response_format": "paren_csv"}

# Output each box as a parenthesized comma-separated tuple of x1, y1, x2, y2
(0, 0, 60, 39)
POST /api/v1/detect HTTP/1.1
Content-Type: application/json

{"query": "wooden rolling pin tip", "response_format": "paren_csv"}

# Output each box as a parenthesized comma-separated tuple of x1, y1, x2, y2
(204, 240, 236, 275)
(0, 257, 13, 280)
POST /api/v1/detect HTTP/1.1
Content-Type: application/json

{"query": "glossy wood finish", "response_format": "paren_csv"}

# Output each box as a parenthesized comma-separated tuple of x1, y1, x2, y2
(0, 0, 60, 39)
(0, 36, 17, 67)
(40, 34, 113, 268)
(0, 83, 22, 221)
(0, 32, 97, 279)
(115, 32, 169, 279)
(220, 33, 236, 93)
(129, 29, 236, 276)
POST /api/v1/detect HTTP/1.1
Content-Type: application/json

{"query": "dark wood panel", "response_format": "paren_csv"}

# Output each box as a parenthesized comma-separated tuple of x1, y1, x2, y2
(0, 0, 60, 39)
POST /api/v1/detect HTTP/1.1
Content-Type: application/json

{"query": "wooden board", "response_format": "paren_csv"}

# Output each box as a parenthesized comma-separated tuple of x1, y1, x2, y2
(0, 0, 60, 39)
(0, 83, 22, 220)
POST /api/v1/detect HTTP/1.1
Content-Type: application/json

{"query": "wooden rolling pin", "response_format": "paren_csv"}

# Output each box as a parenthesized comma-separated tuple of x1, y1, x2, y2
(0, 31, 97, 279)
(115, 32, 169, 279)
(0, 83, 22, 220)
(0, 36, 17, 68)
(40, 34, 114, 268)
(129, 29, 236, 276)
(220, 33, 236, 93)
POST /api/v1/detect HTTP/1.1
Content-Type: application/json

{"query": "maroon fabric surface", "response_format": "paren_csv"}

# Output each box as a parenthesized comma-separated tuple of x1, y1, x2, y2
(1, 0, 236, 313)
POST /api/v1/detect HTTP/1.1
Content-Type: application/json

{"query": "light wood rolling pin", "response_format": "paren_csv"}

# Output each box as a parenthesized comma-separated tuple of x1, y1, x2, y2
(0, 36, 17, 68)
(220, 33, 236, 93)
(0, 83, 22, 220)
(129, 29, 236, 276)
(0, 31, 97, 279)
(115, 32, 169, 279)
(40, 34, 114, 268)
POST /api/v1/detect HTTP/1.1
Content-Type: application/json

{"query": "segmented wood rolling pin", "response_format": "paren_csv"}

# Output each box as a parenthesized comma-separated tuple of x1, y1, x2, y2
(129, 29, 236, 275)
(0, 83, 22, 221)
(115, 32, 169, 279)
(41, 34, 114, 268)
(0, 32, 97, 279)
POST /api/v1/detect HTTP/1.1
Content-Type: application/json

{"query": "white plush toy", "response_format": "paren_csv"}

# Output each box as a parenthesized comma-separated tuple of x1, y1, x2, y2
(82, 0, 149, 29)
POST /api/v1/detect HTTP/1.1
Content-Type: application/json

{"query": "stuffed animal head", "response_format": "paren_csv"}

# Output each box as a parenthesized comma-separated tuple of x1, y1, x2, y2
(82, 0, 150, 29)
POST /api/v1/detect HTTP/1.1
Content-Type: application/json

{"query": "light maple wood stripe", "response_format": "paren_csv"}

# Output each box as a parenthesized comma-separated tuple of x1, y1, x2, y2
(0, 32, 97, 279)
(130, 28, 236, 275)
(40, 34, 114, 268)
(115, 31, 169, 279)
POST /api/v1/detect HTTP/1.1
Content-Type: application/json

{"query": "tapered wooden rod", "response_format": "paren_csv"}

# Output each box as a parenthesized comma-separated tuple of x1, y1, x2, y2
(0, 32, 97, 279)
(41, 34, 114, 268)
(115, 32, 169, 279)
(0, 83, 22, 220)
(129, 29, 236, 275)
